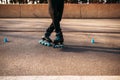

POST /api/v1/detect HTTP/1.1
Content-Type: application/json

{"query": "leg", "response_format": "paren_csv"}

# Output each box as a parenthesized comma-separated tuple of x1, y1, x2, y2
(39, 0, 64, 48)
(45, 22, 54, 37)
(43, 0, 57, 39)
(39, 23, 53, 47)
(54, 0, 64, 46)
(48, 0, 64, 48)
(39, 23, 54, 46)
(39, 0, 55, 47)
(48, 0, 64, 33)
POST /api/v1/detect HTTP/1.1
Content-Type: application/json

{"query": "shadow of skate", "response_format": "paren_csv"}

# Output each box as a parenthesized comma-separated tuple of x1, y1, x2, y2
(61, 45, 120, 54)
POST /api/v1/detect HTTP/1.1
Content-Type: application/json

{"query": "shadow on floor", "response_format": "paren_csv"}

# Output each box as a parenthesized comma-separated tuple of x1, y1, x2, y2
(61, 45, 120, 54)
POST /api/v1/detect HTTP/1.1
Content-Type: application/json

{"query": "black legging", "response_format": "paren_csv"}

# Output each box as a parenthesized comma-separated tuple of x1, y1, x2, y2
(46, 0, 64, 34)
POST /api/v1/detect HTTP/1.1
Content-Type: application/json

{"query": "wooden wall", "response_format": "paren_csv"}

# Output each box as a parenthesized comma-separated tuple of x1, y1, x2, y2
(0, 4, 120, 18)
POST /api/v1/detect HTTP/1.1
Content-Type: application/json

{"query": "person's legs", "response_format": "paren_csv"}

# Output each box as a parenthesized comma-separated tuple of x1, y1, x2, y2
(45, 23, 54, 37)
(48, 0, 64, 33)
(48, 0, 64, 31)
(46, 0, 64, 42)
(54, 0, 64, 45)
(44, 0, 56, 38)
(48, 0, 64, 45)
(40, 0, 64, 47)
(39, 0, 64, 47)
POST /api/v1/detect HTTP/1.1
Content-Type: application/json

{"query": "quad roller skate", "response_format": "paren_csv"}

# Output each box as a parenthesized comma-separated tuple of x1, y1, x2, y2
(39, 32, 53, 47)
(53, 32, 64, 48)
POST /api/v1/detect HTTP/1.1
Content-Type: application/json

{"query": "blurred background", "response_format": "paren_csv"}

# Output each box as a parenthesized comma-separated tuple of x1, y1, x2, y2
(0, 0, 120, 4)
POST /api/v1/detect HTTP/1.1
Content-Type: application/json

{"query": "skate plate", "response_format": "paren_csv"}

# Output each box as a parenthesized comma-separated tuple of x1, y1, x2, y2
(53, 44, 64, 48)
(39, 39, 64, 48)
(39, 40, 52, 47)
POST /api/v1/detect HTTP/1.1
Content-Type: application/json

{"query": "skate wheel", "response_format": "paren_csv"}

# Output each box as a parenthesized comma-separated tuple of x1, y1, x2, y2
(39, 40, 44, 45)
(61, 46, 64, 48)
(45, 42, 52, 47)
(47, 44, 51, 47)
(60, 45, 64, 48)
(41, 41, 45, 45)
(53, 44, 64, 48)
(39, 41, 41, 43)
(53, 45, 56, 48)
(44, 43, 47, 46)
(38, 40, 43, 43)
(39, 39, 52, 47)
(53, 45, 58, 48)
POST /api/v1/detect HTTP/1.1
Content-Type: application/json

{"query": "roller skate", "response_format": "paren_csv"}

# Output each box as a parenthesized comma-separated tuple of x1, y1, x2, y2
(39, 33, 53, 47)
(53, 32, 64, 48)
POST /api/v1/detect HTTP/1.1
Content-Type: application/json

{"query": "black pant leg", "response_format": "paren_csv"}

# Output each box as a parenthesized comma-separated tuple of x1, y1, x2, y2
(45, 0, 56, 34)
(48, 0, 64, 33)
(46, 22, 54, 34)
(57, 0, 64, 22)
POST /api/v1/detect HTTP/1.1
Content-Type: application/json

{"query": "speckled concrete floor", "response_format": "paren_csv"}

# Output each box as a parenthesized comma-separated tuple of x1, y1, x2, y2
(0, 19, 120, 76)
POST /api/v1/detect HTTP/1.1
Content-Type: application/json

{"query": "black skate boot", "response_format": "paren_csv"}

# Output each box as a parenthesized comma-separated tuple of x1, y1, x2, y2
(39, 32, 53, 47)
(53, 32, 64, 48)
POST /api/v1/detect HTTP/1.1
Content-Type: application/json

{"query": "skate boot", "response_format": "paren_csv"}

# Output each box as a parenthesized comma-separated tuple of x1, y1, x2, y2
(53, 32, 64, 48)
(39, 33, 53, 47)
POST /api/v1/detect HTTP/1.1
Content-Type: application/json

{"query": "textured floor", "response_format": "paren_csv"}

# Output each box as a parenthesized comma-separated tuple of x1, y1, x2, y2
(0, 18, 120, 76)
(0, 76, 119, 80)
